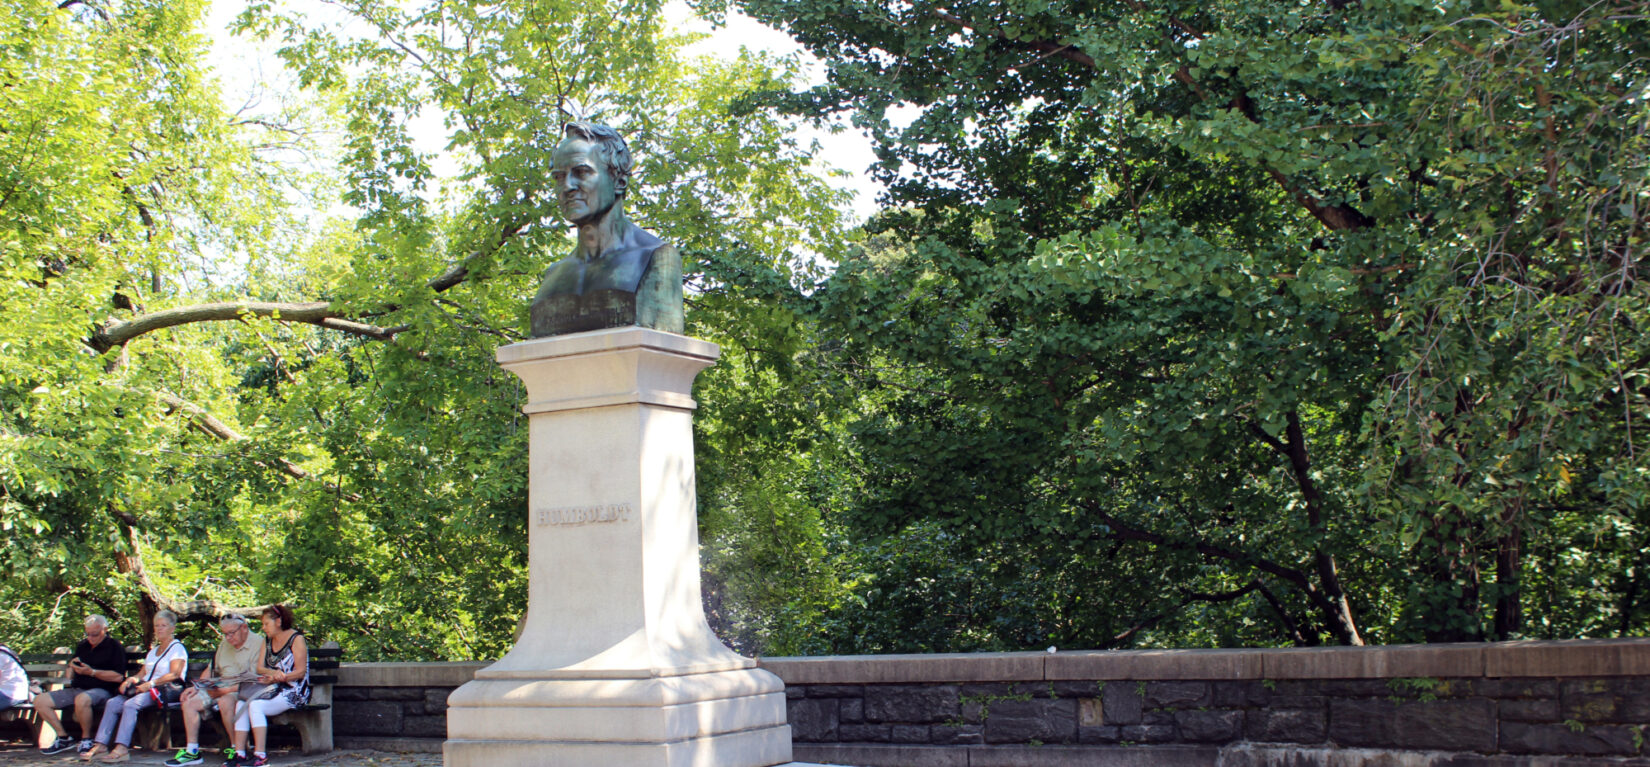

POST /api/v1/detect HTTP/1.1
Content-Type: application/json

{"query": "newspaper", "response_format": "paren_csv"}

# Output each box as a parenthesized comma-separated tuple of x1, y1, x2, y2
(192, 672, 258, 691)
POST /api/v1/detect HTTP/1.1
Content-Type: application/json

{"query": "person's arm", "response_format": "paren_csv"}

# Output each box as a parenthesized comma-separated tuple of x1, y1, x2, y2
(121, 664, 148, 694)
(283, 636, 308, 682)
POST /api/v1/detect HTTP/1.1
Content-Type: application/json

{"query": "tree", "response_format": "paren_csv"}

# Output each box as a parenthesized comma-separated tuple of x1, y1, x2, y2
(726, 0, 1650, 646)
(0, 0, 851, 657)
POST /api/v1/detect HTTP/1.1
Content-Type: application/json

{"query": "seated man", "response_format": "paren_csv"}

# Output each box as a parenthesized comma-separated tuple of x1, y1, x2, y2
(165, 615, 264, 767)
(34, 615, 127, 756)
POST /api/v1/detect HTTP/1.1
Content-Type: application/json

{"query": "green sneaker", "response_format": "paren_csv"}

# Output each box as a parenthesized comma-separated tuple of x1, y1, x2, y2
(163, 749, 204, 767)
(224, 747, 240, 764)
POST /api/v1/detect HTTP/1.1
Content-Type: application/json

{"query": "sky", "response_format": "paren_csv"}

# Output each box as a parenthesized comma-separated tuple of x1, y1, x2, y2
(201, 0, 890, 224)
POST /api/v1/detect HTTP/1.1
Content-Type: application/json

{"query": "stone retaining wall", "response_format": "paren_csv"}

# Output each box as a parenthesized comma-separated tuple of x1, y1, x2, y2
(330, 639, 1650, 765)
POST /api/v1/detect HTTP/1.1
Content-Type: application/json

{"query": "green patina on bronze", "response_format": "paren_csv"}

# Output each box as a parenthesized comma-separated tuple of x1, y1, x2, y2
(529, 122, 683, 337)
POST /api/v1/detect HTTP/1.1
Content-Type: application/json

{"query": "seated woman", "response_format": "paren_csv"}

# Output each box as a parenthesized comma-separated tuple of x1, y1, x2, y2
(84, 611, 188, 763)
(228, 605, 308, 767)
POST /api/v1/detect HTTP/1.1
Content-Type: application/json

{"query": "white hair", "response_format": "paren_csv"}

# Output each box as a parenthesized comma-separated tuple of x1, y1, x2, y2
(153, 610, 177, 628)
(84, 615, 108, 628)
(219, 614, 248, 629)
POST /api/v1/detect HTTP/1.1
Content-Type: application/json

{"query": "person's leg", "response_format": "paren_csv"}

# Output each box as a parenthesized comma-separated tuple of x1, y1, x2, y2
(92, 693, 126, 745)
(232, 698, 252, 756)
(73, 689, 111, 755)
(107, 691, 157, 755)
(216, 695, 239, 747)
(73, 690, 102, 738)
(181, 692, 203, 747)
(34, 689, 71, 737)
(247, 697, 296, 760)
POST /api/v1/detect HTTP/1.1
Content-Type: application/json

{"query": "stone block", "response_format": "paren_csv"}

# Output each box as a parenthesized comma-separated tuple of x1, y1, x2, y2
(761, 651, 1046, 685)
(1563, 678, 1650, 722)
(841, 697, 863, 723)
(1119, 724, 1178, 743)
(1212, 681, 1271, 708)
(401, 715, 446, 738)
(1313, 680, 1394, 697)
(1263, 643, 1484, 680)
(788, 697, 839, 742)
(1244, 708, 1326, 744)
(1049, 681, 1101, 698)
(333, 701, 404, 737)
(336, 661, 487, 689)
(421, 688, 451, 714)
(372, 687, 423, 701)
(929, 724, 983, 745)
(958, 683, 1015, 698)
(1485, 638, 1650, 677)
(1078, 697, 1102, 728)
(1145, 681, 1210, 709)
(1143, 710, 1177, 726)
(891, 724, 929, 743)
(1269, 694, 1327, 710)
(786, 686, 805, 699)
(838, 723, 891, 742)
(1079, 726, 1121, 744)
(1046, 648, 1260, 681)
(1498, 698, 1559, 722)
(807, 684, 864, 698)
(1476, 679, 1559, 698)
(971, 745, 1224, 767)
(1328, 697, 1495, 751)
(982, 698, 1077, 744)
(333, 688, 373, 701)
(792, 743, 968, 767)
(1102, 681, 1143, 725)
(1175, 709, 1242, 743)
(864, 685, 960, 724)
(1500, 721, 1643, 756)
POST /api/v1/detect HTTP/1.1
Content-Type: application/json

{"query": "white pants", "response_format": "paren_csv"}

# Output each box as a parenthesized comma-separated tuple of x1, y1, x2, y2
(234, 695, 296, 731)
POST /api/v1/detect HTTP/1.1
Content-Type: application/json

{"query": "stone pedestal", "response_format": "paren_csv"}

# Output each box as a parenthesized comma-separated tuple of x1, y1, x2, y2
(444, 327, 791, 767)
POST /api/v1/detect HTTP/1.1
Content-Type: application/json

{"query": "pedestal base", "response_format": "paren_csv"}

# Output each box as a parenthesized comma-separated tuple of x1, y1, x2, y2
(444, 667, 791, 767)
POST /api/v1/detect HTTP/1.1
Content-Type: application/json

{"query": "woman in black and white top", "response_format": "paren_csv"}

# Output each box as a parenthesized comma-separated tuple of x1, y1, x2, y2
(85, 611, 187, 763)
(228, 604, 309, 767)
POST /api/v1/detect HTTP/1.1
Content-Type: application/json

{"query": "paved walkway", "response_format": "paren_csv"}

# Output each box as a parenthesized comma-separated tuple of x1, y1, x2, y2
(0, 746, 439, 767)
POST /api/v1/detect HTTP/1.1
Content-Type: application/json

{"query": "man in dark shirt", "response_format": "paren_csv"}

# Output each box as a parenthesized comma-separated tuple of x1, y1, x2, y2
(34, 615, 126, 756)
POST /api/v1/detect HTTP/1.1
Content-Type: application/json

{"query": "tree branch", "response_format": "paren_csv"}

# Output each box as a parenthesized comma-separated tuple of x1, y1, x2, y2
(87, 220, 529, 351)
(154, 391, 363, 502)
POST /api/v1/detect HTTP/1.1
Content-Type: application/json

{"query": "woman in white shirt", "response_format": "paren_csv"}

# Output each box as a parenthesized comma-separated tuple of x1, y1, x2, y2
(83, 611, 188, 763)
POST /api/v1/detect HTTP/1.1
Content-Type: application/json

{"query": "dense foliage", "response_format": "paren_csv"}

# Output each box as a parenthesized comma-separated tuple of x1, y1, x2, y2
(723, 0, 1650, 646)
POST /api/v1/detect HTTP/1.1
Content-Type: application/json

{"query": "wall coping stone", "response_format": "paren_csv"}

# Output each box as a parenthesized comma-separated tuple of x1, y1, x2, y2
(337, 661, 489, 687)
(332, 638, 1650, 688)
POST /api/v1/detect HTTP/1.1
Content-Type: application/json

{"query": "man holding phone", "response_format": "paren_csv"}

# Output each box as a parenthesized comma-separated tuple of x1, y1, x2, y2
(34, 615, 127, 756)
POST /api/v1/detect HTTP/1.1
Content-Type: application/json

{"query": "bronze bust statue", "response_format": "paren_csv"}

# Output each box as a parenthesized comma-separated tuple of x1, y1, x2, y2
(529, 122, 684, 337)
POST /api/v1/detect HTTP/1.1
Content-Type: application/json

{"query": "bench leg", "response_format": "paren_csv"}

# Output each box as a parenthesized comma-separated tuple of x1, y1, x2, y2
(134, 709, 171, 752)
(288, 712, 332, 755)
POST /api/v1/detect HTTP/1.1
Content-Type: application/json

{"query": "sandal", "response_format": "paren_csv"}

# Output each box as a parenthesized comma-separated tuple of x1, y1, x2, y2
(97, 746, 130, 763)
(80, 744, 106, 762)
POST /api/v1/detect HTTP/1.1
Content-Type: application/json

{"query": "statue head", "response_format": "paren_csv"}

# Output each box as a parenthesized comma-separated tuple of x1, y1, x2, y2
(552, 122, 632, 226)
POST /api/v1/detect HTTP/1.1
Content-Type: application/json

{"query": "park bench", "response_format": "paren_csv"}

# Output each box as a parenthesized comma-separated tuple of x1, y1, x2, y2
(0, 647, 144, 744)
(143, 641, 340, 755)
(5, 642, 339, 755)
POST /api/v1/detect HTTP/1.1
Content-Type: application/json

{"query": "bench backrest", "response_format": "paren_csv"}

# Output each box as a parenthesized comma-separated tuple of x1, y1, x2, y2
(23, 642, 343, 687)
